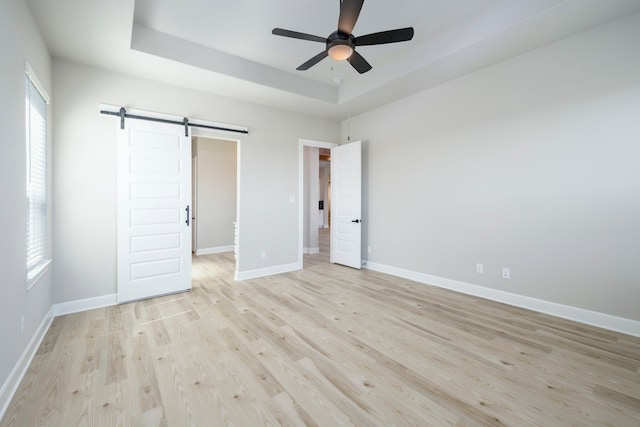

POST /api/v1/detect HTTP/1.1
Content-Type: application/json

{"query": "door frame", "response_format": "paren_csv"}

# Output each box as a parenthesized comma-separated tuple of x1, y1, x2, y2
(191, 155, 197, 253)
(298, 138, 337, 268)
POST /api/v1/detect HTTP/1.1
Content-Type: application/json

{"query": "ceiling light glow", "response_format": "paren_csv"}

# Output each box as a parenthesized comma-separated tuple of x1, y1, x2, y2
(328, 44, 354, 61)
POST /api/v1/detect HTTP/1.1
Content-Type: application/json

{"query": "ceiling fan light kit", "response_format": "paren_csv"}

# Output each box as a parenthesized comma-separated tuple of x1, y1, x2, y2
(272, 0, 414, 74)
(328, 44, 353, 60)
(327, 33, 355, 61)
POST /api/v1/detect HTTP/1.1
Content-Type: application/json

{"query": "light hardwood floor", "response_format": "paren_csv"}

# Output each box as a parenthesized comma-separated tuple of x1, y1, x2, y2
(2, 229, 639, 426)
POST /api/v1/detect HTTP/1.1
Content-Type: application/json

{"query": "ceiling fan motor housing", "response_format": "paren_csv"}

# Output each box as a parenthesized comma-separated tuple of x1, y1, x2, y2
(327, 31, 355, 60)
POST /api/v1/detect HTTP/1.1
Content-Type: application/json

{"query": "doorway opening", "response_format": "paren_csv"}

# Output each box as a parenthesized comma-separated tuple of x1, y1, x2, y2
(299, 139, 337, 268)
(191, 133, 241, 278)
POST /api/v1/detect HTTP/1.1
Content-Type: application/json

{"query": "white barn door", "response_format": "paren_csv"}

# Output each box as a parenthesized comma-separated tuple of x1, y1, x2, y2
(117, 119, 192, 303)
(331, 141, 362, 269)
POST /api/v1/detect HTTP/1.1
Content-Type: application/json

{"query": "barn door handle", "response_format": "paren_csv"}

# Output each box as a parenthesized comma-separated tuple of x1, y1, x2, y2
(186, 206, 190, 226)
(351, 219, 361, 223)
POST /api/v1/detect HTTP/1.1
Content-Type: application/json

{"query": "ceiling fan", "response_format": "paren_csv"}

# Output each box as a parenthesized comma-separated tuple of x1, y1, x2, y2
(272, 0, 414, 74)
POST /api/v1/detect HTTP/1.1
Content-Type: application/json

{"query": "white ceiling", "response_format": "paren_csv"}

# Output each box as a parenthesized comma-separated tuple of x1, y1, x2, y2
(26, 0, 640, 120)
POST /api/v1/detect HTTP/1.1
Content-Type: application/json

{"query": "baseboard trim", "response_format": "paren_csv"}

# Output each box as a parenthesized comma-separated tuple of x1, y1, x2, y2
(0, 306, 54, 420)
(53, 293, 118, 317)
(196, 245, 234, 256)
(365, 261, 640, 338)
(304, 247, 320, 254)
(235, 262, 300, 281)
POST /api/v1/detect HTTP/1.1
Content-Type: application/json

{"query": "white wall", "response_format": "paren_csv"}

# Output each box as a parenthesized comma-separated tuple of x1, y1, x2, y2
(194, 137, 237, 252)
(52, 59, 339, 303)
(344, 14, 640, 322)
(0, 0, 53, 403)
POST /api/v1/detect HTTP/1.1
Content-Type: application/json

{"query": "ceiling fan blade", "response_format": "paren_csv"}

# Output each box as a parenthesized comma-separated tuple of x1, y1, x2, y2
(348, 51, 372, 74)
(272, 28, 326, 43)
(354, 27, 415, 46)
(297, 51, 329, 70)
(338, 0, 364, 34)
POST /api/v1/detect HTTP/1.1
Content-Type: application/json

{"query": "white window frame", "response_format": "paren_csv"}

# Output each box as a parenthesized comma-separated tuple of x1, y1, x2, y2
(25, 62, 51, 290)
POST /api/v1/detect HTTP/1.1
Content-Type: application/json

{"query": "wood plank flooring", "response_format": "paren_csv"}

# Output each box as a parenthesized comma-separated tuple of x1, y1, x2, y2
(2, 229, 639, 426)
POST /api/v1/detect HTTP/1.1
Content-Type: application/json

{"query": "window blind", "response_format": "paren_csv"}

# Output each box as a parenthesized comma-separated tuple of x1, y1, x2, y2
(25, 73, 48, 277)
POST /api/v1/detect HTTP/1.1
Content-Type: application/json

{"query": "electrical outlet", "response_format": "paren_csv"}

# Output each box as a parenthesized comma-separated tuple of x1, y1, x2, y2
(260, 251, 266, 259)
(367, 246, 371, 254)
(476, 263, 483, 274)
(502, 268, 510, 279)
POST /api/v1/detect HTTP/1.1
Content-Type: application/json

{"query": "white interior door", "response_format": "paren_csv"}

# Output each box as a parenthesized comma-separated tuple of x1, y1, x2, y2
(117, 119, 192, 303)
(331, 141, 362, 269)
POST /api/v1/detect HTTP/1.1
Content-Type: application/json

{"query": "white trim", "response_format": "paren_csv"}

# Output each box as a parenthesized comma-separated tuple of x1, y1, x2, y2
(0, 307, 53, 420)
(235, 262, 300, 281)
(25, 62, 50, 104)
(1, 293, 117, 418)
(304, 247, 320, 254)
(26, 259, 52, 291)
(298, 138, 337, 269)
(365, 262, 640, 338)
(196, 245, 234, 255)
(234, 141, 242, 281)
(192, 155, 198, 252)
(53, 293, 118, 317)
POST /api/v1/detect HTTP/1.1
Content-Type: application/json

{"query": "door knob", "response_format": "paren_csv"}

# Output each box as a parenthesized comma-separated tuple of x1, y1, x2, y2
(351, 219, 361, 223)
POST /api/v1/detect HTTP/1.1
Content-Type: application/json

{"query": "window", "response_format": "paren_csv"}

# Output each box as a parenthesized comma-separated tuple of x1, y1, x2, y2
(25, 63, 50, 288)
